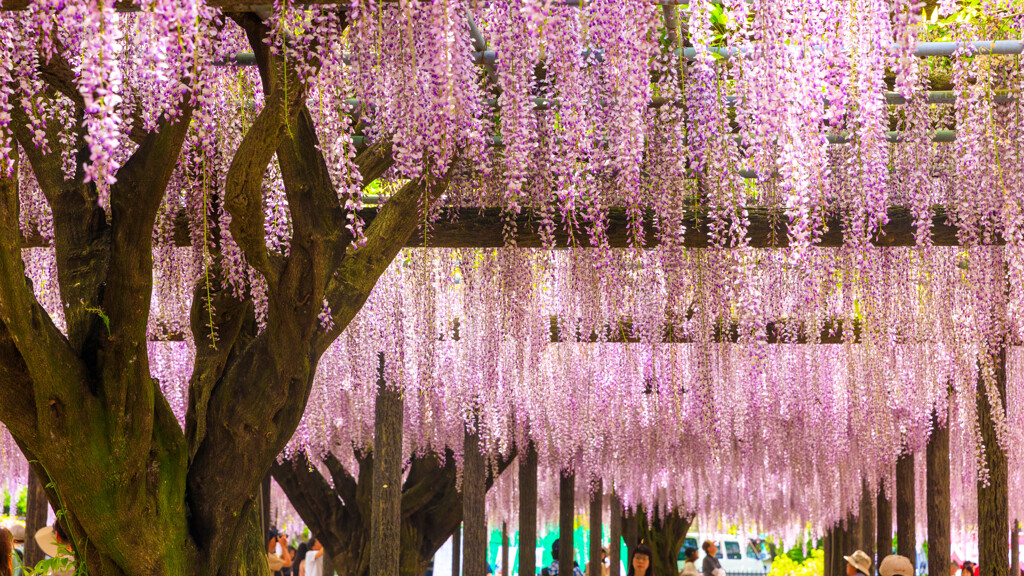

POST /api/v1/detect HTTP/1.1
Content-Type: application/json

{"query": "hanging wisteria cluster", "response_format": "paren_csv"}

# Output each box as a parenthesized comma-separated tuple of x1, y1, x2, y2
(1, 0, 1023, 545)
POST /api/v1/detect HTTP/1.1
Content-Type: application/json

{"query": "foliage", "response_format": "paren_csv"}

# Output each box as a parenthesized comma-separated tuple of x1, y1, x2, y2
(767, 549, 824, 576)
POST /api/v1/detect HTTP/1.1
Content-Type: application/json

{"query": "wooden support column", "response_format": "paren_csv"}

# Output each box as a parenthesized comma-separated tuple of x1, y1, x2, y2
(560, 470, 576, 576)
(860, 480, 876, 570)
(978, 349, 1008, 576)
(1011, 520, 1019, 576)
(371, 353, 404, 576)
(452, 525, 462, 576)
(927, 408, 951, 576)
(824, 528, 833, 576)
(896, 452, 916, 563)
(23, 466, 49, 568)
(589, 479, 604, 576)
(519, 442, 538, 576)
(610, 491, 622, 576)
(877, 485, 893, 562)
(624, 507, 638, 556)
(503, 522, 510, 576)
(464, 426, 488, 576)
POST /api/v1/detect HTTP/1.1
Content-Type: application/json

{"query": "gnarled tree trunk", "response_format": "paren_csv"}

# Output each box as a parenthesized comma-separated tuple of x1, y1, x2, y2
(636, 506, 693, 576)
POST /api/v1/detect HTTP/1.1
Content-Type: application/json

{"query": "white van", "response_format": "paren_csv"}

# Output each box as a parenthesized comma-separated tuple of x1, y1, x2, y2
(676, 534, 768, 576)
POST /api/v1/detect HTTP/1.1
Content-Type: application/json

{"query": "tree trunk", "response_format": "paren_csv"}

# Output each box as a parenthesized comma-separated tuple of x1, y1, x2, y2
(589, 479, 603, 576)
(636, 506, 693, 576)
(824, 528, 833, 576)
(877, 485, 893, 563)
(927, 409, 950, 576)
(978, 350, 1008, 576)
(464, 428, 487, 576)
(609, 492, 621, 576)
(896, 453, 916, 563)
(560, 471, 576, 576)
(262, 474, 273, 544)
(519, 442, 538, 576)
(372, 355, 404, 576)
(23, 467, 49, 568)
(860, 480, 876, 573)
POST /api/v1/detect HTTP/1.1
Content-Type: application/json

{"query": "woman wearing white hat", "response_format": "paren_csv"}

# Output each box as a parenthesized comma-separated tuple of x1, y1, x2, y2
(33, 526, 72, 576)
(845, 550, 873, 576)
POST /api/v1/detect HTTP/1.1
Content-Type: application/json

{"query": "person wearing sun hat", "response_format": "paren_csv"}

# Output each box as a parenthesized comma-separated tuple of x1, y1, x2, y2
(33, 525, 72, 576)
(879, 555, 915, 576)
(844, 550, 873, 576)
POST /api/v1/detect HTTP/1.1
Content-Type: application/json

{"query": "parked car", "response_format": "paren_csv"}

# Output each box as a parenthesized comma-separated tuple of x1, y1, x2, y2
(676, 533, 768, 576)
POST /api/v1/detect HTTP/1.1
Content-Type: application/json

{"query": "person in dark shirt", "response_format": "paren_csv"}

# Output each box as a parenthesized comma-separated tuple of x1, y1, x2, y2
(701, 541, 722, 576)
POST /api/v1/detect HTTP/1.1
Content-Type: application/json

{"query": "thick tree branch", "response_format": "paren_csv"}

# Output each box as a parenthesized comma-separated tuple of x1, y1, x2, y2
(316, 166, 457, 354)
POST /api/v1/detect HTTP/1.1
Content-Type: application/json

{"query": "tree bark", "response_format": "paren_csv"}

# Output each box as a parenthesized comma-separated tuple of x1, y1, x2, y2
(589, 479, 603, 576)
(262, 474, 272, 544)
(609, 493, 621, 576)
(519, 442, 538, 576)
(636, 506, 693, 576)
(23, 467, 48, 568)
(560, 471, 576, 576)
(978, 350, 1008, 576)
(927, 409, 950, 576)
(860, 480, 876, 571)
(371, 354, 404, 576)
(824, 528, 833, 576)
(896, 452, 916, 563)
(877, 486, 893, 563)
(464, 427, 487, 576)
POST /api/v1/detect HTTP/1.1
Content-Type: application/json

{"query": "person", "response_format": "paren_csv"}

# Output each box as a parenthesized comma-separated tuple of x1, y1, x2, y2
(542, 539, 585, 576)
(1, 527, 13, 576)
(586, 547, 610, 576)
(843, 550, 872, 576)
(283, 545, 297, 576)
(6, 526, 22, 576)
(626, 543, 654, 576)
(951, 561, 961, 576)
(32, 524, 73, 576)
(879, 555, 914, 576)
(680, 547, 699, 576)
(300, 537, 325, 576)
(292, 542, 309, 576)
(961, 561, 975, 576)
(267, 530, 292, 575)
(701, 541, 723, 576)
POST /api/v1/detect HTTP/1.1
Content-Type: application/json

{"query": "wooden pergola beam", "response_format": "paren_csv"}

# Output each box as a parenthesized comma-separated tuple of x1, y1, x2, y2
(20, 204, 983, 250)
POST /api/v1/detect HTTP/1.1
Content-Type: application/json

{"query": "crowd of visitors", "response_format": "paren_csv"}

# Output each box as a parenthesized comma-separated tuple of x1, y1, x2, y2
(267, 529, 326, 576)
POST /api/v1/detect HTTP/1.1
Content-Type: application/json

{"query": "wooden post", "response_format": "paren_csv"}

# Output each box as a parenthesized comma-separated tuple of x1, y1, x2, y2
(453, 525, 462, 576)
(519, 442, 538, 576)
(877, 485, 893, 563)
(610, 491, 622, 576)
(503, 522, 510, 576)
(560, 470, 576, 576)
(978, 349, 1008, 576)
(896, 452, 916, 563)
(1011, 520, 1019, 576)
(464, 425, 488, 576)
(589, 479, 604, 576)
(823, 528, 833, 576)
(860, 480, 876, 573)
(371, 353, 403, 576)
(23, 466, 49, 567)
(624, 508, 638, 556)
(927, 408, 951, 576)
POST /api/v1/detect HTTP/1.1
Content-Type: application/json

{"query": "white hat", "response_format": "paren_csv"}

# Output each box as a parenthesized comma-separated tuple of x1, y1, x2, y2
(844, 550, 873, 576)
(879, 555, 915, 576)
(34, 526, 70, 558)
(268, 553, 288, 572)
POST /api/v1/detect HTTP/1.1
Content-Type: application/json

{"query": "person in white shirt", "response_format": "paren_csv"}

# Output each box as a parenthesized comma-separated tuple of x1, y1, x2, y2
(680, 547, 700, 576)
(300, 537, 325, 576)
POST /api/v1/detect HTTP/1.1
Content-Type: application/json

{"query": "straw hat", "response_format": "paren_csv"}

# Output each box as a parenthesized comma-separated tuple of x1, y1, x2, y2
(34, 526, 69, 558)
(879, 555, 915, 576)
(844, 550, 873, 576)
(9, 524, 25, 543)
(268, 553, 288, 572)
